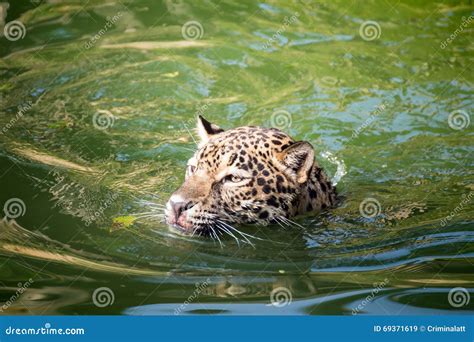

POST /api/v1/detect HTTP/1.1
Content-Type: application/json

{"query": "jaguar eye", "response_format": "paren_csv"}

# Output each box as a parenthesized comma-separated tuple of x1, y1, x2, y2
(223, 174, 243, 183)
(230, 175, 242, 182)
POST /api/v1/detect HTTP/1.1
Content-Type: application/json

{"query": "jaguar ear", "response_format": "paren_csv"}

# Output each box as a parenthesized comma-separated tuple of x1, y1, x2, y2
(278, 141, 315, 184)
(196, 115, 224, 145)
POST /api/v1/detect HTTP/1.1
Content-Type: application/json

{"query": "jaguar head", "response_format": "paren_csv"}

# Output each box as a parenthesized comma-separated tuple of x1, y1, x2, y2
(165, 116, 318, 236)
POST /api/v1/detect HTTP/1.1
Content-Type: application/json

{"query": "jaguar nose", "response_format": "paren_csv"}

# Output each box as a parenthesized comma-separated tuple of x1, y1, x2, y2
(170, 199, 195, 221)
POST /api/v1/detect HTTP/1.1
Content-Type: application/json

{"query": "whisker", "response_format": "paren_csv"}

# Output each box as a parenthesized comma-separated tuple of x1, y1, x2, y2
(142, 204, 167, 209)
(279, 216, 305, 230)
(216, 220, 256, 247)
(133, 213, 164, 217)
(131, 194, 164, 204)
(133, 210, 164, 215)
(135, 199, 167, 207)
(221, 221, 261, 240)
(216, 223, 241, 247)
(209, 226, 223, 248)
(134, 215, 165, 219)
(272, 216, 288, 230)
(214, 230, 224, 248)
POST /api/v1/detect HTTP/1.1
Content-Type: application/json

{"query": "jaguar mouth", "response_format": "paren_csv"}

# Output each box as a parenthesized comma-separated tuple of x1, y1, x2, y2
(171, 222, 190, 233)
(168, 219, 193, 232)
(165, 208, 194, 233)
(166, 212, 216, 237)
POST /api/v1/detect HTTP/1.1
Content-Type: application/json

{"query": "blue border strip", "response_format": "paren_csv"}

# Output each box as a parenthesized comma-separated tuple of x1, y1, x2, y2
(0, 316, 473, 342)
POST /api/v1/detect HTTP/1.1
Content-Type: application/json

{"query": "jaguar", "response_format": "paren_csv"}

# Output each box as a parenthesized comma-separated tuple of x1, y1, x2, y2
(165, 116, 337, 241)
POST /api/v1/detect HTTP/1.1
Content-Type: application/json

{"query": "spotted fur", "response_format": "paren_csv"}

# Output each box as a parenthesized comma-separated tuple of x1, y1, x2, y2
(165, 116, 337, 236)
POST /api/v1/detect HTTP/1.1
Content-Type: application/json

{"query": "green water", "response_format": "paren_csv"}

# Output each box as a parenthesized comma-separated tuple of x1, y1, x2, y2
(0, 0, 473, 315)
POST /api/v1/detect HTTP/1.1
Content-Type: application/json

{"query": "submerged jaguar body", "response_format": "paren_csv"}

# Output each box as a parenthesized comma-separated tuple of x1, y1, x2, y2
(165, 116, 337, 236)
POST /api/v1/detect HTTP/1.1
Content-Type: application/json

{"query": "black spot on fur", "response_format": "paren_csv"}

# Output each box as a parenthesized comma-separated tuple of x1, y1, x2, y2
(228, 153, 237, 166)
(315, 168, 322, 181)
(273, 133, 286, 139)
(291, 197, 299, 207)
(266, 197, 279, 208)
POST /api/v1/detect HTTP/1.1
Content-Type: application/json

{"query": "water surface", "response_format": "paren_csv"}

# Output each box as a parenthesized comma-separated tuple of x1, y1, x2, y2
(0, 0, 473, 315)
